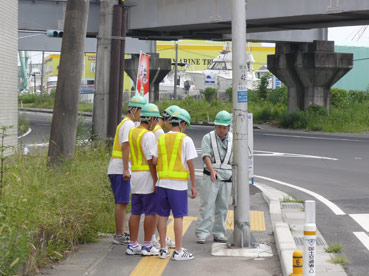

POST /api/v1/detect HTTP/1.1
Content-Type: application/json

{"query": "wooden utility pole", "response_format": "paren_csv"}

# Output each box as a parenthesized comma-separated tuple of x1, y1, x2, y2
(47, 0, 90, 166)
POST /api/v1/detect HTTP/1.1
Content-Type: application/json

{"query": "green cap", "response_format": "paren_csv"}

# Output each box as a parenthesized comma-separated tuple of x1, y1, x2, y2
(140, 103, 161, 118)
(171, 108, 191, 127)
(163, 105, 180, 119)
(214, 110, 232, 126)
(128, 95, 147, 108)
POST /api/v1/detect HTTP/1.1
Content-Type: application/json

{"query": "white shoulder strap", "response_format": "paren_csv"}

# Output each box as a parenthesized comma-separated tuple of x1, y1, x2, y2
(210, 130, 221, 169)
(220, 132, 232, 170)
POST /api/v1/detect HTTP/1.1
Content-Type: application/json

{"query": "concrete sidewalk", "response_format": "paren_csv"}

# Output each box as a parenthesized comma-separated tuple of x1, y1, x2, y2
(38, 182, 346, 276)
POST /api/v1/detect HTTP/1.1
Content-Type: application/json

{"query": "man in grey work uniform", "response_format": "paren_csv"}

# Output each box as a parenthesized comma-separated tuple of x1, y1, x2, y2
(196, 110, 233, 244)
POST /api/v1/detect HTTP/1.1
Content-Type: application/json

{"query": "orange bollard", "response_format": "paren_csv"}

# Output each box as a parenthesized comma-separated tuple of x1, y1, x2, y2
(289, 250, 303, 276)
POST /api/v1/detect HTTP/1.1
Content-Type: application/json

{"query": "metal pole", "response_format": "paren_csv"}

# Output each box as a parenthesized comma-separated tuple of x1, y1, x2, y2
(173, 42, 178, 100)
(40, 51, 44, 100)
(232, 0, 251, 248)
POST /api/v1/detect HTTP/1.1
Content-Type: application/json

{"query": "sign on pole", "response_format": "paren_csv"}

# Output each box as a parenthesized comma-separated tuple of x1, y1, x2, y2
(136, 52, 150, 102)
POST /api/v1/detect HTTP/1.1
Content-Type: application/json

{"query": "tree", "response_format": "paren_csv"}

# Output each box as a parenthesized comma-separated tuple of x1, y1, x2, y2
(258, 73, 271, 100)
(47, 0, 90, 166)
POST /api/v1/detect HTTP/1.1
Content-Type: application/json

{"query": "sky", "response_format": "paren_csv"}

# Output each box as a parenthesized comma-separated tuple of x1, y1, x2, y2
(25, 26, 369, 64)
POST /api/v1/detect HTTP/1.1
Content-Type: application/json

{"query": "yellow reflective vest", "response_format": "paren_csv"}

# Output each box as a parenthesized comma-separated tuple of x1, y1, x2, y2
(112, 117, 131, 159)
(157, 132, 189, 181)
(153, 124, 162, 133)
(129, 126, 150, 172)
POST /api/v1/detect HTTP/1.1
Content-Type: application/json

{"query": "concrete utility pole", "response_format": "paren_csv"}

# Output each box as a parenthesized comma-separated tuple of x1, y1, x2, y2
(47, 0, 90, 166)
(173, 42, 178, 100)
(107, 5, 122, 140)
(232, 0, 251, 247)
(93, 0, 115, 142)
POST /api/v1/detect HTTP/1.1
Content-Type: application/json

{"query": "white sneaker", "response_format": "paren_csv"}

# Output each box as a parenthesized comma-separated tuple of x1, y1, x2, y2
(159, 248, 170, 259)
(172, 249, 194, 261)
(165, 237, 176, 249)
(152, 239, 161, 249)
(141, 245, 159, 256)
(126, 243, 142, 255)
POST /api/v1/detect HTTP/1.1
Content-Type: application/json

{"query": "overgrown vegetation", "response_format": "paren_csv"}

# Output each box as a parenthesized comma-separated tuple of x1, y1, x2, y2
(20, 86, 369, 133)
(19, 92, 93, 113)
(325, 243, 342, 254)
(0, 145, 115, 275)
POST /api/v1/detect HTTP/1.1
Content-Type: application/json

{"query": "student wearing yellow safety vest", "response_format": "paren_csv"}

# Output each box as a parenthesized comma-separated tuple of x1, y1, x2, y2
(152, 108, 197, 261)
(151, 105, 181, 140)
(195, 110, 233, 244)
(107, 95, 146, 245)
(126, 103, 162, 256)
(150, 106, 181, 250)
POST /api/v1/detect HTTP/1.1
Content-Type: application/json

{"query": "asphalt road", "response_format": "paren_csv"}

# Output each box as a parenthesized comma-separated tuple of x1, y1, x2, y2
(22, 111, 369, 276)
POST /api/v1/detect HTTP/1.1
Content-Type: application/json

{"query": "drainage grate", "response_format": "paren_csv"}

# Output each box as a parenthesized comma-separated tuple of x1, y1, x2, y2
(294, 237, 325, 246)
(281, 202, 304, 209)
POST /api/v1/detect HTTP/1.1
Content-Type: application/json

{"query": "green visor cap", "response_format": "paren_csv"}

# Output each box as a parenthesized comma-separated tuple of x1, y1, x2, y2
(128, 95, 147, 108)
(171, 108, 191, 128)
(140, 103, 161, 118)
(163, 105, 180, 118)
(214, 110, 232, 126)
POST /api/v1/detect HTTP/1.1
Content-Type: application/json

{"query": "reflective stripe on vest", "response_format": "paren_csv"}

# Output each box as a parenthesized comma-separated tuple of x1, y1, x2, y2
(129, 126, 150, 171)
(153, 124, 162, 133)
(112, 117, 131, 159)
(157, 132, 189, 181)
(209, 130, 232, 170)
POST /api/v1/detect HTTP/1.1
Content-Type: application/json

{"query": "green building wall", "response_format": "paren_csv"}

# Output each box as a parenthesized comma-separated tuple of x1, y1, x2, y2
(333, 44, 369, 91)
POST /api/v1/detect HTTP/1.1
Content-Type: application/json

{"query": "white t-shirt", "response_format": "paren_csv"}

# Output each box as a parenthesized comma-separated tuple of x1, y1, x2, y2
(153, 131, 198, 191)
(107, 119, 135, 175)
(131, 131, 157, 194)
(153, 127, 165, 141)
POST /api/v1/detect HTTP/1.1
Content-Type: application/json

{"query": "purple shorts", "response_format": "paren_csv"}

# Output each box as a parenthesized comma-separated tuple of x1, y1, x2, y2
(156, 187, 188, 218)
(131, 193, 156, 215)
(109, 174, 130, 204)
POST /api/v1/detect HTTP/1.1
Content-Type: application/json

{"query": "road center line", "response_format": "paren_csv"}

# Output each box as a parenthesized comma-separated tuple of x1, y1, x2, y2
(261, 133, 363, 142)
(255, 175, 346, 216)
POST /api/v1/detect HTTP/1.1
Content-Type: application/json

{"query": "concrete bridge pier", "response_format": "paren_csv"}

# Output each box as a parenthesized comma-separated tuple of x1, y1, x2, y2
(125, 53, 171, 102)
(268, 40, 353, 113)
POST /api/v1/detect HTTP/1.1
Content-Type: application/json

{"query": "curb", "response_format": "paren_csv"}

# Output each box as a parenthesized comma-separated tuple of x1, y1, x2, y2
(255, 183, 297, 276)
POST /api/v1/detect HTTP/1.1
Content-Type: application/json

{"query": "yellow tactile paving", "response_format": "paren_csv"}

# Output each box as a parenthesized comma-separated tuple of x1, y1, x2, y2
(129, 216, 197, 276)
(226, 210, 266, 232)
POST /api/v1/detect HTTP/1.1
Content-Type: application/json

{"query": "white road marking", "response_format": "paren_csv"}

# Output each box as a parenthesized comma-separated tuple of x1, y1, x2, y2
(17, 127, 32, 139)
(196, 149, 338, 160)
(261, 133, 363, 142)
(353, 232, 369, 251)
(255, 175, 346, 216)
(254, 150, 338, 160)
(350, 214, 369, 232)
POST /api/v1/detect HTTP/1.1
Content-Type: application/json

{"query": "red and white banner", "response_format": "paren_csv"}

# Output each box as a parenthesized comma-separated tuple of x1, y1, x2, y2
(136, 53, 150, 102)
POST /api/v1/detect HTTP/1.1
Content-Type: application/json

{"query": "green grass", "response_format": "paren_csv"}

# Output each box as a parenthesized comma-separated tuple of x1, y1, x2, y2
(281, 196, 304, 203)
(330, 254, 350, 268)
(325, 243, 342, 254)
(0, 145, 116, 275)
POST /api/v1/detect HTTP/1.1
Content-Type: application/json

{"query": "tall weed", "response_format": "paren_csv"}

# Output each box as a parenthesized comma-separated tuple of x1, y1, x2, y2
(0, 145, 115, 275)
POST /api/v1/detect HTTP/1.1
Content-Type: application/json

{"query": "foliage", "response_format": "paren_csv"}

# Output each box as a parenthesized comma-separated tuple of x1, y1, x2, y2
(0, 145, 115, 275)
(325, 243, 342, 254)
(267, 86, 288, 106)
(18, 114, 30, 137)
(0, 126, 14, 199)
(204, 87, 217, 103)
(225, 87, 232, 102)
(257, 73, 271, 100)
